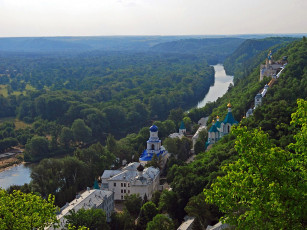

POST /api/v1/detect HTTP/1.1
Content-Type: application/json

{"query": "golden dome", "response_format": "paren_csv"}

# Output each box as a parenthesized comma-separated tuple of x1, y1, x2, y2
(212, 119, 215, 123)
(227, 102, 232, 108)
(216, 115, 219, 119)
(243, 116, 246, 119)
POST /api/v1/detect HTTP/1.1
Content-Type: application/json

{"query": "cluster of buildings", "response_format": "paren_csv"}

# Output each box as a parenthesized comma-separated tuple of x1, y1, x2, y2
(206, 51, 288, 150)
(246, 51, 287, 118)
(206, 103, 238, 150)
(169, 121, 186, 139)
(49, 125, 167, 229)
(51, 51, 288, 228)
(101, 162, 160, 201)
(47, 189, 114, 229)
(260, 51, 287, 81)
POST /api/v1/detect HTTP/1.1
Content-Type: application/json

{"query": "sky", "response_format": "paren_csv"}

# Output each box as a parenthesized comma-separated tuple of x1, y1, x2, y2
(0, 0, 306, 37)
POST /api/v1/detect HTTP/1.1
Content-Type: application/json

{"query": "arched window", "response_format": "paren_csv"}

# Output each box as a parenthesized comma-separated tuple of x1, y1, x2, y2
(228, 125, 230, 133)
(151, 144, 155, 150)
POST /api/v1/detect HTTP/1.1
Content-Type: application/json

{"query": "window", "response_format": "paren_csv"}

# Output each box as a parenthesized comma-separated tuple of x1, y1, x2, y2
(128, 190, 130, 194)
(121, 195, 123, 200)
(121, 183, 123, 187)
(121, 189, 123, 193)
(114, 183, 116, 187)
(128, 183, 130, 187)
(124, 183, 126, 187)
(124, 190, 126, 193)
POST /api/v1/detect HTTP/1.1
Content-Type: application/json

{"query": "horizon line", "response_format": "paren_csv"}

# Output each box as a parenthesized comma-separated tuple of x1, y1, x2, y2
(1, 32, 307, 39)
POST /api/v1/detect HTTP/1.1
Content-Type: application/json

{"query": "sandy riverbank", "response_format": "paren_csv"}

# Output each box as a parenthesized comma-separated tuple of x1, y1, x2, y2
(0, 153, 24, 173)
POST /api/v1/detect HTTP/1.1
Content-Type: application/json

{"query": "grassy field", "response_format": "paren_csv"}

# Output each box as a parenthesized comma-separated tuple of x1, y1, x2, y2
(0, 84, 35, 97)
(0, 117, 31, 129)
(0, 85, 8, 97)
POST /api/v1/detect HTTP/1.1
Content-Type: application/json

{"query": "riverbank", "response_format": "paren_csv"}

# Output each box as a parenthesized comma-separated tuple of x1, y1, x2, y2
(0, 153, 24, 173)
(0, 64, 233, 190)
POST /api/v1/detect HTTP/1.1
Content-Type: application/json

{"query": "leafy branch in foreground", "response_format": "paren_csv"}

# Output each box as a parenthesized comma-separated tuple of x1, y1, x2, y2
(204, 99, 306, 229)
(0, 190, 58, 230)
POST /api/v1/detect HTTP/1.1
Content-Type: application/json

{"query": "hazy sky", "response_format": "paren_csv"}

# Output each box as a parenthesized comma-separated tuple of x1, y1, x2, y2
(0, 0, 306, 37)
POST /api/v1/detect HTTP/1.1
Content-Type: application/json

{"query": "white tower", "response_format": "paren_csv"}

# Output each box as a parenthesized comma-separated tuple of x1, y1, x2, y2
(146, 125, 162, 154)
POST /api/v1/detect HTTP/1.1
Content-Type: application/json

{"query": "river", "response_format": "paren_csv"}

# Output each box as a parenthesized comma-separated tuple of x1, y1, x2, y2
(0, 64, 233, 190)
(197, 64, 233, 108)
(0, 164, 32, 189)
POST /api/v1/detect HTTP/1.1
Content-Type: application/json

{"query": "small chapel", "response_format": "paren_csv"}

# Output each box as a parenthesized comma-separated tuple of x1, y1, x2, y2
(139, 125, 167, 165)
(206, 103, 238, 150)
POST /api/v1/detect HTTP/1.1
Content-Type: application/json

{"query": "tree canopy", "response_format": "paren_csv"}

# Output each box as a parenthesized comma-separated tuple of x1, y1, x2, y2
(0, 190, 58, 230)
(203, 100, 306, 229)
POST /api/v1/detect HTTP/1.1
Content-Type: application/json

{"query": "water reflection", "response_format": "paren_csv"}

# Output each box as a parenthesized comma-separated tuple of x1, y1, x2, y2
(0, 164, 32, 189)
(197, 64, 233, 108)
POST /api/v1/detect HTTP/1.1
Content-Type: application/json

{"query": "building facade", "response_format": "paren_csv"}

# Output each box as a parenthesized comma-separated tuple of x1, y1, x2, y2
(139, 125, 168, 165)
(260, 51, 286, 81)
(101, 162, 160, 200)
(47, 189, 114, 229)
(206, 103, 238, 149)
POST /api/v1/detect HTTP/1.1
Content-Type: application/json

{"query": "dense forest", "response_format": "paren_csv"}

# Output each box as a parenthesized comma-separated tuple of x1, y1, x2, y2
(1, 37, 306, 229)
(150, 38, 244, 64)
(223, 37, 297, 82)
(166, 38, 307, 229)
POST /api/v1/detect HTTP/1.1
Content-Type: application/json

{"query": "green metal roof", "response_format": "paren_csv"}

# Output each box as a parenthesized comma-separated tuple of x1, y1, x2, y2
(179, 121, 186, 130)
(222, 112, 238, 125)
(209, 124, 219, 133)
(215, 120, 221, 128)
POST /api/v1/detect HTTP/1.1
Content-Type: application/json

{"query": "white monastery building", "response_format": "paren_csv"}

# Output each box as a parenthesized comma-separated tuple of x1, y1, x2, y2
(139, 125, 168, 166)
(101, 162, 160, 200)
(47, 189, 114, 229)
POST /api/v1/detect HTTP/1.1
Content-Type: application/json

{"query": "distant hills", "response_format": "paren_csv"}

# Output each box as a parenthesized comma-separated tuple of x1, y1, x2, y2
(0, 34, 305, 53)
(150, 38, 245, 63)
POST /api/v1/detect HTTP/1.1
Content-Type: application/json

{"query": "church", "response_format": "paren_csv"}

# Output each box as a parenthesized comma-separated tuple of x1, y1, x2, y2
(206, 103, 238, 149)
(260, 50, 287, 81)
(139, 125, 168, 165)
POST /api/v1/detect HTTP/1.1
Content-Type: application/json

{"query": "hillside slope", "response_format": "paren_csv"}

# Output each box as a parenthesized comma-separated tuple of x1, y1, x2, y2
(223, 37, 297, 81)
(150, 38, 245, 64)
(168, 38, 307, 228)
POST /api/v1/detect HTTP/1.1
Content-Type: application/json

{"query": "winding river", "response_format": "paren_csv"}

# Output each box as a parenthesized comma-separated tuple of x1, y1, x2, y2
(0, 64, 233, 190)
(197, 64, 233, 108)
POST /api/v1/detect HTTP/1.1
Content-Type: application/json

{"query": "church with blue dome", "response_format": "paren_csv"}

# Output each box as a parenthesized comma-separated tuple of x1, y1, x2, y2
(139, 125, 167, 164)
(206, 103, 238, 150)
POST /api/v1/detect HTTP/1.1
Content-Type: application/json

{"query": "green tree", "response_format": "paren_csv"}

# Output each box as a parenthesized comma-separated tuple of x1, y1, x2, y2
(65, 208, 109, 230)
(0, 190, 58, 230)
(110, 210, 135, 230)
(204, 102, 306, 230)
(24, 136, 49, 161)
(168, 108, 184, 127)
(182, 116, 192, 132)
(124, 194, 143, 218)
(138, 201, 158, 229)
(185, 193, 220, 229)
(59, 127, 74, 148)
(158, 190, 178, 220)
(146, 214, 175, 230)
(71, 119, 92, 143)
(74, 142, 115, 180)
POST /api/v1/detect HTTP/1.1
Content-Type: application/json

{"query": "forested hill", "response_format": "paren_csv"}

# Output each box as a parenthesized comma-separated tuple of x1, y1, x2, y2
(0, 51, 214, 144)
(0, 36, 243, 53)
(150, 38, 245, 64)
(0, 36, 181, 52)
(168, 38, 306, 228)
(223, 37, 297, 81)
